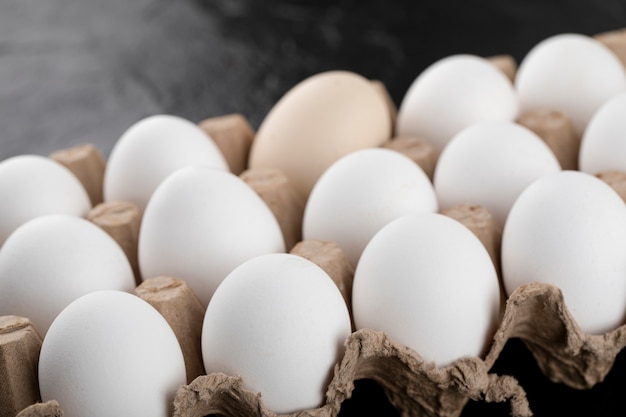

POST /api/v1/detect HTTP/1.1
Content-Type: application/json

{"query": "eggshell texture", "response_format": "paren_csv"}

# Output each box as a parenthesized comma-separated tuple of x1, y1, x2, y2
(201, 253, 352, 414)
(502, 170, 626, 334)
(0, 214, 135, 335)
(138, 166, 285, 306)
(433, 121, 561, 226)
(0, 154, 91, 246)
(39, 290, 186, 417)
(103, 114, 228, 211)
(579, 92, 626, 174)
(303, 147, 438, 267)
(248, 70, 392, 201)
(395, 54, 519, 153)
(516, 33, 626, 135)
(352, 213, 502, 366)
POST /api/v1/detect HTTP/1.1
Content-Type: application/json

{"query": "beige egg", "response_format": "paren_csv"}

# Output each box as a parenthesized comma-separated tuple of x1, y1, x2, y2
(248, 71, 392, 202)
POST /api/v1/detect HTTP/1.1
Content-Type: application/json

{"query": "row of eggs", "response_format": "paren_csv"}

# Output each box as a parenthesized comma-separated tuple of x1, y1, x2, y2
(1, 31, 626, 416)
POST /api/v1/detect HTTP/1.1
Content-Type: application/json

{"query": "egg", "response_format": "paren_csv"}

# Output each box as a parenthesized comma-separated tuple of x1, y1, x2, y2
(0, 154, 91, 246)
(201, 253, 352, 414)
(138, 166, 285, 306)
(395, 54, 519, 153)
(103, 114, 228, 212)
(303, 147, 438, 267)
(579, 92, 626, 174)
(433, 121, 561, 226)
(39, 290, 186, 417)
(502, 170, 626, 334)
(248, 70, 392, 201)
(352, 213, 502, 366)
(0, 214, 135, 335)
(516, 33, 626, 135)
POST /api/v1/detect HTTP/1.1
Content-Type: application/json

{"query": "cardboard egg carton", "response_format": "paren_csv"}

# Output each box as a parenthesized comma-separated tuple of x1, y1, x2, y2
(5, 146, 626, 417)
(4, 27, 626, 417)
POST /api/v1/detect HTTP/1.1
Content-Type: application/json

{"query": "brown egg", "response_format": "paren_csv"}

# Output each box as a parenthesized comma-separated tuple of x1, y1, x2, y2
(248, 71, 392, 202)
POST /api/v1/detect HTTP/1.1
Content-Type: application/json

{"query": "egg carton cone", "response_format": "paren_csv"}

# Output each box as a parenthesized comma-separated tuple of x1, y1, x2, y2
(495, 282, 626, 389)
(0, 316, 42, 417)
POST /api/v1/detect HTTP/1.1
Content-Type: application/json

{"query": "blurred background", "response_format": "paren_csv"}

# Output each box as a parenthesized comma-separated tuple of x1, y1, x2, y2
(1, 0, 626, 415)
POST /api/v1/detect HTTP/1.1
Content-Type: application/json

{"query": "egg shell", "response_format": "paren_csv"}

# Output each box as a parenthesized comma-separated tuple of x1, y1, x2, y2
(395, 54, 519, 153)
(39, 290, 186, 417)
(103, 114, 229, 211)
(579, 92, 626, 174)
(0, 214, 135, 335)
(516, 33, 626, 135)
(433, 121, 561, 226)
(0, 154, 91, 246)
(248, 70, 392, 201)
(138, 166, 285, 306)
(502, 170, 626, 334)
(352, 212, 502, 367)
(303, 147, 438, 267)
(201, 253, 352, 414)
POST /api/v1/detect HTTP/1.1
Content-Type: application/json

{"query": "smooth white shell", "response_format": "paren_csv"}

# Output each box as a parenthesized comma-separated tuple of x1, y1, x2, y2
(516, 33, 626, 135)
(39, 290, 186, 417)
(0, 154, 91, 246)
(502, 170, 626, 334)
(579, 92, 626, 174)
(352, 213, 502, 366)
(303, 147, 438, 267)
(396, 54, 519, 153)
(434, 121, 561, 226)
(138, 166, 285, 306)
(104, 114, 228, 211)
(0, 215, 135, 335)
(202, 253, 352, 414)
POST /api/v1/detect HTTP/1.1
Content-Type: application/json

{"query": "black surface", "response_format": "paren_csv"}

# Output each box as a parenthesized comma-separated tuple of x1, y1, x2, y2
(2, 1, 626, 416)
(2, 0, 625, 161)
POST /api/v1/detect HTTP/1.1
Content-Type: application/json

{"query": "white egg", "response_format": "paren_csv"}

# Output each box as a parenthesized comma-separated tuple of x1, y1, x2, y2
(395, 54, 519, 153)
(352, 213, 502, 366)
(434, 121, 561, 226)
(103, 114, 228, 211)
(516, 33, 626, 135)
(579, 92, 626, 174)
(138, 166, 285, 306)
(39, 290, 186, 417)
(0, 215, 135, 335)
(303, 147, 438, 267)
(502, 170, 626, 334)
(0, 154, 91, 246)
(201, 253, 352, 414)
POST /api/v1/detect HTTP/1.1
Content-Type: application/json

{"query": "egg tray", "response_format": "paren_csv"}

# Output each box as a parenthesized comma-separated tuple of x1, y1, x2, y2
(5, 148, 626, 417)
(6, 27, 626, 417)
(171, 278, 626, 417)
(9, 262, 626, 417)
(7, 203, 626, 417)
(7, 146, 626, 417)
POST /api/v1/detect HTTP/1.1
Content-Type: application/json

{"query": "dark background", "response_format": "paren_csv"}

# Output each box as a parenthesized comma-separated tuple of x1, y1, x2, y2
(2, 0, 626, 416)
